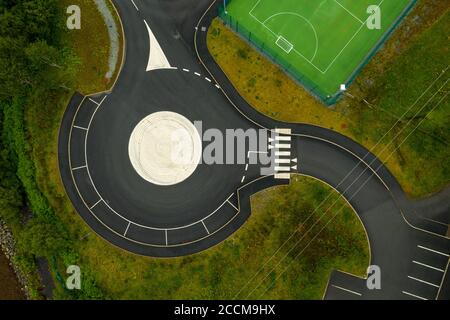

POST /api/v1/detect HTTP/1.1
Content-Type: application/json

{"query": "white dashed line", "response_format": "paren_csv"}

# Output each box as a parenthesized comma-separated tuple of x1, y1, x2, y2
(215, 84, 220, 89)
(182, 68, 190, 72)
(205, 77, 211, 82)
(74, 125, 88, 131)
(194, 72, 201, 76)
(241, 176, 245, 183)
(245, 164, 249, 171)
(130, 0, 139, 11)
(165, 230, 168, 246)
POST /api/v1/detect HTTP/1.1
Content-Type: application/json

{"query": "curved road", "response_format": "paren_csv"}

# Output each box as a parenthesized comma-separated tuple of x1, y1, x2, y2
(58, 0, 449, 300)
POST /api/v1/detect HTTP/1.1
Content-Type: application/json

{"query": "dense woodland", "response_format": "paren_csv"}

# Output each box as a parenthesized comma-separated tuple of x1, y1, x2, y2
(0, 0, 103, 298)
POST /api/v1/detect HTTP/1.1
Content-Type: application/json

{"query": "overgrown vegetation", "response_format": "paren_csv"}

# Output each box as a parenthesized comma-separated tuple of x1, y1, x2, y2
(207, 1, 449, 197)
(0, 0, 110, 299)
(49, 175, 370, 300)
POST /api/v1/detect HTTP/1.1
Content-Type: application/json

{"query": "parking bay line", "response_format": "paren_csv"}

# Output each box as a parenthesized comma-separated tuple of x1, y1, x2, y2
(407, 275, 440, 288)
(413, 260, 445, 273)
(402, 291, 428, 300)
(331, 285, 362, 296)
(418, 245, 449, 257)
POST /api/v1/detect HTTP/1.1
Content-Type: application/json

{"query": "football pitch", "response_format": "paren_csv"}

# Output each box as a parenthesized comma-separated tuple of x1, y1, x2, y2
(221, 0, 416, 104)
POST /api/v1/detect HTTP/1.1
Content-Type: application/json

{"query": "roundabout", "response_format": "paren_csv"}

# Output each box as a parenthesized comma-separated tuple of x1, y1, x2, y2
(57, 0, 450, 299)
(128, 111, 202, 186)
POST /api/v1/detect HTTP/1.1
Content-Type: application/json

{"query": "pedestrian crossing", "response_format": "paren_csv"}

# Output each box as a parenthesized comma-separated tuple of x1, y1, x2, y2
(270, 128, 297, 180)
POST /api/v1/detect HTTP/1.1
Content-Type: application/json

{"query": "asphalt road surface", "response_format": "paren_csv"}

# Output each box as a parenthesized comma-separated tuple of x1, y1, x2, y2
(58, 0, 449, 299)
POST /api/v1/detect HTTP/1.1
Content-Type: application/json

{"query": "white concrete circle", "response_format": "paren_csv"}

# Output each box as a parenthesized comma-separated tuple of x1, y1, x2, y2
(128, 111, 202, 186)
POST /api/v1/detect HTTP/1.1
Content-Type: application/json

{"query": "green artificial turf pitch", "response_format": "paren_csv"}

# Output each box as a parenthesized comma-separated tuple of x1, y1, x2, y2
(222, 0, 416, 103)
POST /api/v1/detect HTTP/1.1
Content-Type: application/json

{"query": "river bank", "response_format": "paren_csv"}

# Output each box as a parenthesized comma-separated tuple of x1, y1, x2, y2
(0, 221, 28, 299)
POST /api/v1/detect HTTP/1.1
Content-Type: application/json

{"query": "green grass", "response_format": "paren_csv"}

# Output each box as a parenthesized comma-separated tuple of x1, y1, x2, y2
(59, 175, 370, 299)
(223, 0, 414, 101)
(208, 0, 449, 198)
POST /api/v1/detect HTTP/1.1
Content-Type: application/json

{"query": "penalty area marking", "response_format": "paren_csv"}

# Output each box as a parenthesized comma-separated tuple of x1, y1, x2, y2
(248, 0, 385, 74)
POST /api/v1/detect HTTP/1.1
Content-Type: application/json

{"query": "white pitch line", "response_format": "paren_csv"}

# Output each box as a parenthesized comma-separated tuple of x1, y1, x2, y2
(413, 260, 445, 273)
(402, 291, 428, 300)
(90, 199, 102, 210)
(418, 245, 449, 257)
(331, 285, 362, 296)
(334, 0, 364, 24)
(202, 221, 210, 234)
(130, 0, 139, 11)
(74, 125, 88, 131)
(408, 276, 440, 288)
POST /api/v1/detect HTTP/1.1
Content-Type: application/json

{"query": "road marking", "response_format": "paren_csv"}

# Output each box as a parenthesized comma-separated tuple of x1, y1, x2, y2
(408, 276, 440, 288)
(275, 143, 291, 149)
(194, 72, 201, 76)
(89, 98, 100, 105)
(182, 68, 190, 72)
(274, 166, 290, 172)
(245, 164, 249, 171)
(276, 136, 291, 141)
(72, 165, 87, 171)
(202, 220, 210, 234)
(205, 77, 211, 82)
(241, 176, 245, 183)
(215, 84, 220, 89)
(275, 151, 290, 156)
(402, 291, 428, 300)
(275, 158, 290, 164)
(413, 260, 445, 273)
(418, 245, 449, 257)
(90, 199, 102, 210)
(124, 222, 131, 236)
(74, 125, 88, 131)
(130, 0, 139, 11)
(227, 200, 239, 212)
(331, 285, 362, 296)
(165, 230, 168, 246)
